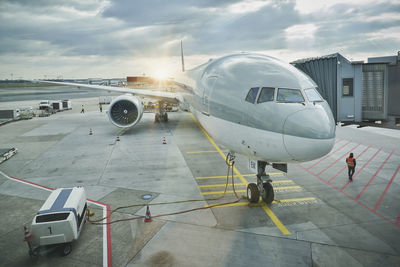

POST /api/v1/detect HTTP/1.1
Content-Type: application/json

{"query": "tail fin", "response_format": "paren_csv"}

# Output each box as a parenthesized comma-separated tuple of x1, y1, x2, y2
(181, 40, 185, 72)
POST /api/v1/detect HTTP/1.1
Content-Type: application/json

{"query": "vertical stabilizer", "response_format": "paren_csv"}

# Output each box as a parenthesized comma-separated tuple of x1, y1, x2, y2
(181, 41, 185, 72)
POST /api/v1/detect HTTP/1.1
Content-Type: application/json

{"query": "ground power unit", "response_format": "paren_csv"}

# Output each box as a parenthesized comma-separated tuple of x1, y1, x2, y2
(30, 187, 87, 256)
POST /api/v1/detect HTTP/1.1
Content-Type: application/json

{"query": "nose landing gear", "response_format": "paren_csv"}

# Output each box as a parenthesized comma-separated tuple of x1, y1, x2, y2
(247, 161, 274, 204)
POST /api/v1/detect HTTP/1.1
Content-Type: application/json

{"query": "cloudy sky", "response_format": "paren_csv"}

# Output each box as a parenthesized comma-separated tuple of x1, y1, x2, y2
(0, 0, 399, 79)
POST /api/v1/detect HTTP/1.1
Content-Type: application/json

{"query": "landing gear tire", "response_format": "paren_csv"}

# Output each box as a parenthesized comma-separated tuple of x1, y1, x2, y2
(247, 183, 259, 203)
(62, 243, 72, 256)
(154, 114, 160, 123)
(262, 182, 274, 204)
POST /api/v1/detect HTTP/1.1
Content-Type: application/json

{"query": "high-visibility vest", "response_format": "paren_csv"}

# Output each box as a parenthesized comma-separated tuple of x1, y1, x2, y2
(346, 157, 355, 167)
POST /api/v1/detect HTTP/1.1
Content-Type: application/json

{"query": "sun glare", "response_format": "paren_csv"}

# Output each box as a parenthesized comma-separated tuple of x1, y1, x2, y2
(154, 69, 168, 80)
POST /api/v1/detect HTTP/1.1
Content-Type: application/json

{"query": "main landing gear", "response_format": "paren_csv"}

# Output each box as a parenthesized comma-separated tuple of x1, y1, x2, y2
(154, 101, 168, 123)
(247, 161, 274, 204)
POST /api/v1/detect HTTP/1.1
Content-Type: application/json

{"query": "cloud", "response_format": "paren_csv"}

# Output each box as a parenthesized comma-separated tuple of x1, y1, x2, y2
(0, 0, 399, 79)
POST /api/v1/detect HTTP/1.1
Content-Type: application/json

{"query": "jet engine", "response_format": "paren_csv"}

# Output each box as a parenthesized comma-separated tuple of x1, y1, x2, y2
(107, 94, 143, 128)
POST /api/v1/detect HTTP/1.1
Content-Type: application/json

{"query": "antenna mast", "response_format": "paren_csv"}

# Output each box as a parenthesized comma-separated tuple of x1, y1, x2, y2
(181, 41, 185, 72)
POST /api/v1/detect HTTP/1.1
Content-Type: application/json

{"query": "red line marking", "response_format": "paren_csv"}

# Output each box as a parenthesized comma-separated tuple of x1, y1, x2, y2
(396, 211, 400, 226)
(340, 147, 382, 192)
(0, 169, 54, 191)
(355, 150, 394, 201)
(327, 166, 346, 183)
(317, 142, 362, 176)
(296, 164, 400, 229)
(306, 140, 350, 171)
(327, 144, 370, 183)
(373, 162, 400, 212)
(106, 204, 112, 267)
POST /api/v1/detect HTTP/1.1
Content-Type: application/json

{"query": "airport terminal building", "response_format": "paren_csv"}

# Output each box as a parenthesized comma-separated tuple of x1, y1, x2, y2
(291, 52, 400, 125)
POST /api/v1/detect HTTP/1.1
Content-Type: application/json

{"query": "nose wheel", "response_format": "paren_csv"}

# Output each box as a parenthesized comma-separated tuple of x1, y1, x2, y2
(247, 183, 259, 203)
(247, 161, 274, 204)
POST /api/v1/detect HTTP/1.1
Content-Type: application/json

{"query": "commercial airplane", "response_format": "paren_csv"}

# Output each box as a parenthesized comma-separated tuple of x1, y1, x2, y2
(35, 51, 336, 204)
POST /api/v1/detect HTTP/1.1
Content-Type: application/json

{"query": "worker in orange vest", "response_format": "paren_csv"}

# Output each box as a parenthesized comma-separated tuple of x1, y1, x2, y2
(346, 153, 356, 182)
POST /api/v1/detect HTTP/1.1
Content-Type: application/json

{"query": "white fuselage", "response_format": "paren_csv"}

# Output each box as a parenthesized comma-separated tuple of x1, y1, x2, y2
(178, 53, 336, 163)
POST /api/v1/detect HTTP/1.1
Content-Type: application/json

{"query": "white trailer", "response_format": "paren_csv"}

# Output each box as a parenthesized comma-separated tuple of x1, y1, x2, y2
(30, 187, 87, 256)
(62, 100, 72, 110)
(51, 101, 64, 112)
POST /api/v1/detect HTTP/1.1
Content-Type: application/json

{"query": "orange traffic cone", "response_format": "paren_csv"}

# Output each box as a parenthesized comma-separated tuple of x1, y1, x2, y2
(116, 136, 120, 141)
(24, 226, 33, 242)
(162, 137, 166, 144)
(89, 128, 93, 135)
(144, 205, 153, 222)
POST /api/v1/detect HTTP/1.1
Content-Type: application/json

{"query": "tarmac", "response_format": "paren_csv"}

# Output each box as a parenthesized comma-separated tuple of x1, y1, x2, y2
(0, 91, 400, 266)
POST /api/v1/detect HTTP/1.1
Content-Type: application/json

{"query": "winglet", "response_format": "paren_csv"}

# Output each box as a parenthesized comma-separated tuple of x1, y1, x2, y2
(181, 40, 185, 72)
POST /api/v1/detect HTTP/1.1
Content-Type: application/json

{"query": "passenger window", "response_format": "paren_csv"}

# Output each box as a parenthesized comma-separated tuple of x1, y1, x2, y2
(257, 87, 275, 103)
(277, 88, 304, 102)
(245, 87, 259, 103)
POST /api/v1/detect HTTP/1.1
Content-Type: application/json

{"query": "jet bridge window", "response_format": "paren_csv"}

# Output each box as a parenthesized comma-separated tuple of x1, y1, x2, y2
(245, 87, 259, 103)
(257, 87, 275, 103)
(277, 88, 304, 102)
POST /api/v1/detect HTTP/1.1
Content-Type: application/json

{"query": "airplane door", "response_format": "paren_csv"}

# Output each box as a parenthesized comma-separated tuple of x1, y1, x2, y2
(203, 76, 218, 115)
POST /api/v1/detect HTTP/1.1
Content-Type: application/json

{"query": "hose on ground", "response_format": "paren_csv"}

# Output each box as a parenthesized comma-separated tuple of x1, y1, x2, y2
(88, 153, 244, 225)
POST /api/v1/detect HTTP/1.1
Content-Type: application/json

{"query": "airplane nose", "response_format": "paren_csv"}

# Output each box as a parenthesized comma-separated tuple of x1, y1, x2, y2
(283, 105, 335, 161)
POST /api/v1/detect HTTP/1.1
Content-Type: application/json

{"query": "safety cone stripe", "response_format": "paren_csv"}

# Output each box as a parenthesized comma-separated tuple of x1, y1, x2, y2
(24, 226, 33, 242)
(144, 205, 153, 222)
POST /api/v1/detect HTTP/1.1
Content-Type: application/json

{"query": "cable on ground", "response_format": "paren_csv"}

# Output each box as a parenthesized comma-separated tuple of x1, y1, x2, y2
(88, 152, 245, 225)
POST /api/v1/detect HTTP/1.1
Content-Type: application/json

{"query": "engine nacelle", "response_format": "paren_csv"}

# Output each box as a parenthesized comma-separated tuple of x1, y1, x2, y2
(107, 94, 143, 128)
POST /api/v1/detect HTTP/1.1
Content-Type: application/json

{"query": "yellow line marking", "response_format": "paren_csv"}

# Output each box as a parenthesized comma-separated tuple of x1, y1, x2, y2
(271, 180, 294, 184)
(189, 114, 248, 184)
(274, 197, 316, 203)
(201, 190, 246, 195)
(187, 150, 229, 154)
(262, 204, 291, 234)
(200, 186, 301, 195)
(195, 173, 282, 179)
(274, 186, 301, 190)
(199, 183, 246, 188)
(198, 180, 293, 188)
(205, 197, 316, 207)
(189, 113, 291, 235)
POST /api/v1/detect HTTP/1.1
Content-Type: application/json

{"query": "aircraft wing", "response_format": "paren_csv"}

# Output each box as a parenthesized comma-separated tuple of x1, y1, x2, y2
(31, 80, 181, 103)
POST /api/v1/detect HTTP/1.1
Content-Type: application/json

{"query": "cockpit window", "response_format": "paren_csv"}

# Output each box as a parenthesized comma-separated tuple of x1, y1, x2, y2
(245, 87, 259, 103)
(257, 87, 275, 103)
(304, 88, 323, 102)
(277, 88, 304, 102)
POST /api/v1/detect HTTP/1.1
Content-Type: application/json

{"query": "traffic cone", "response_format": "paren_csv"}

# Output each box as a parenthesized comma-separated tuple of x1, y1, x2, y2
(116, 136, 120, 141)
(144, 205, 153, 222)
(162, 137, 166, 144)
(24, 226, 33, 242)
(89, 128, 93, 135)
